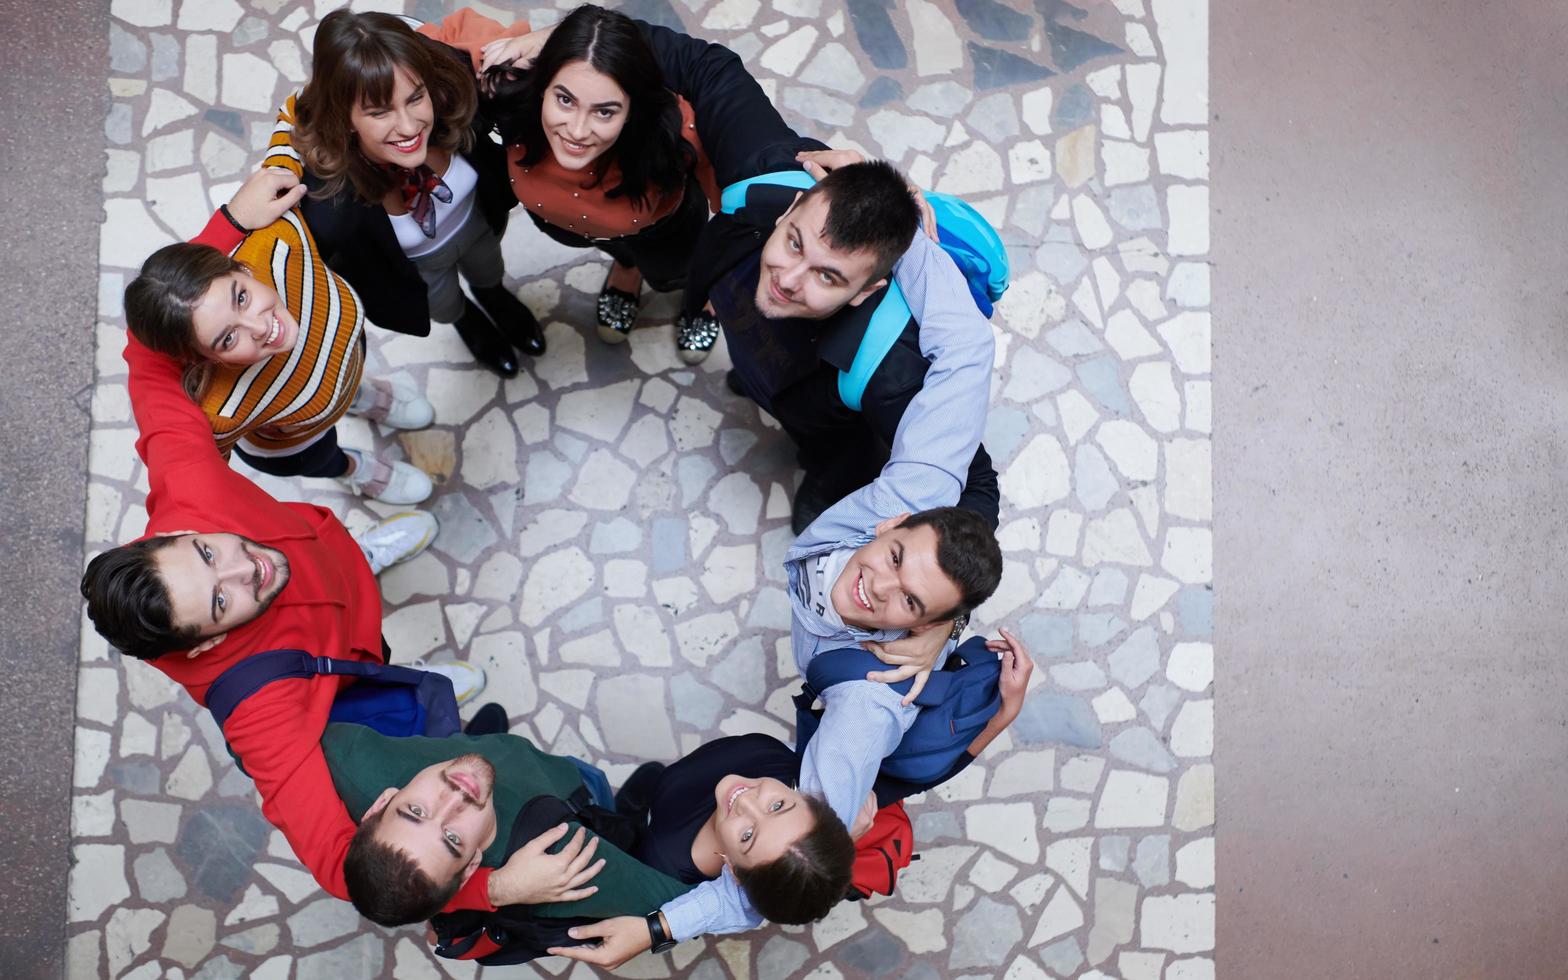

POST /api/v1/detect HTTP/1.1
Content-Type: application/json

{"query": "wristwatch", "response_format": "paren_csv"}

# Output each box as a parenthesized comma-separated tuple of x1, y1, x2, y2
(948, 612, 970, 642)
(646, 910, 677, 954)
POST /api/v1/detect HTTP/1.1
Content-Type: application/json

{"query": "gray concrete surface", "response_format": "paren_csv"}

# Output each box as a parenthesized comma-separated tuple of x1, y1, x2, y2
(0, 1, 107, 976)
(1214, 1, 1568, 976)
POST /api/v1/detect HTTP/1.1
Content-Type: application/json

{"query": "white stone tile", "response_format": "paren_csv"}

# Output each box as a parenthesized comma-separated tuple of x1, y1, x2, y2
(1009, 140, 1052, 184)
(1140, 893, 1214, 952)
(1045, 836, 1092, 898)
(1164, 438, 1211, 520)
(703, 0, 760, 30)
(906, 0, 962, 76)
(73, 789, 117, 837)
(1161, 526, 1212, 584)
(1130, 361, 1181, 432)
(1157, 311, 1211, 374)
(1173, 764, 1215, 830)
(1096, 419, 1158, 481)
(1170, 699, 1213, 757)
(871, 907, 946, 954)
(1126, 62, 1161, 141)
(1071, 194, 1114, 250)
(1028, 885, 1082, 946)
(69, 845, 129, 921)
(1102, 140, 1150, 187)
(1130, 573, 1180, 620)
(1021, 86, 1052, 135)
(1094, 770, 1168, 827)
(113, 0, 173, 27)
(1152, 0, 1208, 124)
(938, 141, 1005, 196)
(999, 433, 1070, 509)
(1155, 130, 1209, 180)
(760, 25, 817, 75)
(1093, 687, 1137, 723)
(1175, 837, 1215, 888)
(221, 52, 281, 112)
(519, 548, 595, 627)
(1166, 184, 1210, 255)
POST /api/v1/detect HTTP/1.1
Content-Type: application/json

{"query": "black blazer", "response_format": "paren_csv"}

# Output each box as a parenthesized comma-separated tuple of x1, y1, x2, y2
(294, 39, 515, 337)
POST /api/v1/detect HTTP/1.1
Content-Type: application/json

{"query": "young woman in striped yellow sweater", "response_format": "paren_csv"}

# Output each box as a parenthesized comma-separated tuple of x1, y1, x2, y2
(124, 167, 437, 505)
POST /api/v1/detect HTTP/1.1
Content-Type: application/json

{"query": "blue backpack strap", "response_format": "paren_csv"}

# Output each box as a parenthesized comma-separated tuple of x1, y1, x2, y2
(720, 169, 816, 214)
(837, 289, 913, 412)
(205, 650, 317, 729)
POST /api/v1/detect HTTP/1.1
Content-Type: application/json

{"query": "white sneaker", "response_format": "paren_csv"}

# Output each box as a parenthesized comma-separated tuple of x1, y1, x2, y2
(411, 658, 486, 706)
(354, 511, 439, 575)
(340, 448, 433, 505)
(350, 376, 435, 430)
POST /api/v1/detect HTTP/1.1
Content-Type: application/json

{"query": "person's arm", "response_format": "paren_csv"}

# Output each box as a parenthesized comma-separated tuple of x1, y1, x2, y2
(799, 680, 918, 825)
(417, 7, 532, 71)
(633, 20, 827, 186)
(263, 93, 305, 178)
(223, 680, 360, 899)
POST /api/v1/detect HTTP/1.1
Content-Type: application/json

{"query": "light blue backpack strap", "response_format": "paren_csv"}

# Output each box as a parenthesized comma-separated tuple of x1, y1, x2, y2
(720, 169, 816, 214)
(837, 286, 913, 411)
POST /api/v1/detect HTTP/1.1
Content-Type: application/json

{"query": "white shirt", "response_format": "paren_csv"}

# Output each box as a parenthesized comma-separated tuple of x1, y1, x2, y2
(389, 152, 479, 258)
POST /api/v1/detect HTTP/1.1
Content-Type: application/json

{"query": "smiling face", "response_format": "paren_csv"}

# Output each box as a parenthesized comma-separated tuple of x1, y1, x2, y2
(711, 775, 816, 871)
(830, 518, 963, 632)
(538, 60, 629, 172)
(350, 65, 436, 168)
(365, 753, 499, 885)
(187, 270, 300, 366)
(754, 192, 887, 321)
(151, 532, 291, 651)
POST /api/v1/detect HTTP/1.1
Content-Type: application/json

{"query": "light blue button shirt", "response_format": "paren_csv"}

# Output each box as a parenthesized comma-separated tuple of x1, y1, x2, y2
(660, 229, 994, 941)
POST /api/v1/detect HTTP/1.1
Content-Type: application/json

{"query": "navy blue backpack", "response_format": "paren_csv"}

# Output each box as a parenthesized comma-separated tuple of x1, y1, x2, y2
(793, 635, 1002, 784)
(204, 650, 462, 764)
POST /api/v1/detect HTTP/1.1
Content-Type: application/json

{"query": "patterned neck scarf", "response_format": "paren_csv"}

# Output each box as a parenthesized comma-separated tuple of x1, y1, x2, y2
(387, 163, 451, 238)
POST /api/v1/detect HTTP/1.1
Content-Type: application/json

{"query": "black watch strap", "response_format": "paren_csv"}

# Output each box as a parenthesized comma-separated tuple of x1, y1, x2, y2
(646, 910, 677, 953)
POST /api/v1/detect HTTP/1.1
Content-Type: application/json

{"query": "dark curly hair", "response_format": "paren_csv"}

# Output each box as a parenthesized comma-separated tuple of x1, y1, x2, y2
(730, 794, 855, 924)
(293, 9, 478, 205)
(343, 807, 465, 927)
(80, 536, 202, 661)
(481, 4, 694, 209)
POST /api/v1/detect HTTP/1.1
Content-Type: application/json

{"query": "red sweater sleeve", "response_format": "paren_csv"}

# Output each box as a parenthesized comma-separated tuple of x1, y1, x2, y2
(124, 210, 248, 500)
(225, 678, 359, 899)
(449, 867, 496, 912)
(417, 8, 531, 71)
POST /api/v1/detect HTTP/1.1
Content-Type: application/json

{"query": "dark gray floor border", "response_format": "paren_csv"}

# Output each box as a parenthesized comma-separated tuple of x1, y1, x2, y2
(0, 1, 108, 976)
(1215, 1, 1568, 976)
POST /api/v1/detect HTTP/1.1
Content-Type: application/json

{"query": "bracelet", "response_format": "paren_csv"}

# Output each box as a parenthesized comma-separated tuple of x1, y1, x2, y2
(645, 910, 677, 954)
(218, 204, 249, 233)
(948, 612, 969, 642)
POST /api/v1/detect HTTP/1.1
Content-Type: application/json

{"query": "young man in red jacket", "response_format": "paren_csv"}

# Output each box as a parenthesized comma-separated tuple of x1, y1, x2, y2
(80, 168, 541, 913)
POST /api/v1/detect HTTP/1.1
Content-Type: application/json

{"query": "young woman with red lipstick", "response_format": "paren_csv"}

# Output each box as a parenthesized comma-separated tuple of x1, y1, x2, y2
(438, 4, 828, 365)
(124, 167, 437, 505)
(275, 10, 546, 379)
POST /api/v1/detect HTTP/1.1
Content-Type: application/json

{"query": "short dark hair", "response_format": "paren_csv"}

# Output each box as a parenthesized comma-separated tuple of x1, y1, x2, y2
(730, 794, 854, 924)
(343, 808, 464, 926)
(124, 242, 246, 364)
(901, 507, 1004, 621)
(795, 160, 920, 284)
(482, 4, 694, 209)
(80, 536, 201, 661)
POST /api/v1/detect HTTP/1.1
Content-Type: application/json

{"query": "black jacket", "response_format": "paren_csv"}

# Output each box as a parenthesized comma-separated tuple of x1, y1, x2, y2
(699, 185, 1001, 528)
(293, 39, 514, 337)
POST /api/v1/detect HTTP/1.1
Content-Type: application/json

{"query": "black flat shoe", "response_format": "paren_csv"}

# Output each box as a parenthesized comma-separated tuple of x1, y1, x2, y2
(473, 282, 546, 357)
(454, 298, 519, 377)
(675, 309, 720, 364)
(596, 265, 640, 345)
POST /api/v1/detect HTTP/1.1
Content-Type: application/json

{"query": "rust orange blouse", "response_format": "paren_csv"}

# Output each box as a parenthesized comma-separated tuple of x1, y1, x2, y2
(421, 9, 720, 241)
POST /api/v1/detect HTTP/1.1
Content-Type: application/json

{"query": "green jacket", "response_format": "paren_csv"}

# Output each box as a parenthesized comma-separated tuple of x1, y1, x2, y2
(322, 724, 691, 918)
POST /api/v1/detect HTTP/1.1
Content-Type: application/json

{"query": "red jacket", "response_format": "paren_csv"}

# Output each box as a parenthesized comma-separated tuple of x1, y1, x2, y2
(125, 210, 493, 910)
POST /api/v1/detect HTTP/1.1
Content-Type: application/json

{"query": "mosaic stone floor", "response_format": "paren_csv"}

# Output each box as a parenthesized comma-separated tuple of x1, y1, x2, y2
(71, 0, 1212, 977)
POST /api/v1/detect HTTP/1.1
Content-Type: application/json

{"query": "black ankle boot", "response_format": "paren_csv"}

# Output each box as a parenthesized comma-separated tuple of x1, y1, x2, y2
(472, 283, 546, 357)
(454, 299, 519, 377)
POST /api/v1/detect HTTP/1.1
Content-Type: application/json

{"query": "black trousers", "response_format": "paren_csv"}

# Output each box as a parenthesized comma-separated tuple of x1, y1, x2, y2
(234, 426, 350, 479)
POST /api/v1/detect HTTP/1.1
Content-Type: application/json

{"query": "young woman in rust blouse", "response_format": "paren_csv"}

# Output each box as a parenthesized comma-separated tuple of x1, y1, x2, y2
(445, 3, 827, 364)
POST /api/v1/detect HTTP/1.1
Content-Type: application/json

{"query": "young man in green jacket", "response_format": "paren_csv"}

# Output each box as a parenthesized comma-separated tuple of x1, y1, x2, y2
(321, 723, 691, 929)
